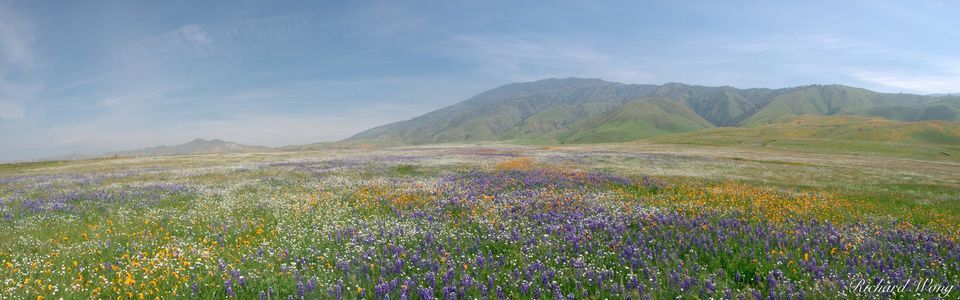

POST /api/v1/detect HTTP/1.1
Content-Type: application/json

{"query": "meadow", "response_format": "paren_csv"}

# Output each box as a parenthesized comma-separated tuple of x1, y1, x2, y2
(1, 144, 958, 299)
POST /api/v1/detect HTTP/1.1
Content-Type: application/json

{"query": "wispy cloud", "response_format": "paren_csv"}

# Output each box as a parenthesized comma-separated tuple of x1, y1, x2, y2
(45, 110, 408, 154)
(95, 82, 187, 109)
(852, 72, 960, 94)
(0, 2, 33, 67)
(340, 2, 427, 37)
(721, 34, 960, 93)
(444, 34, 655, 83)
(87, 15, 312, 113)
(723, 34, 899, 57)
(0, 2, 38, 122)
(155, 24, 211, 51)
(0, 77, 41, 120)
(0, 100, 24, 120)
(126, 15, 309, 58)
(51, 115, 348, 148)
(849, 54, 960, 94)
(22, 75, 479, 158)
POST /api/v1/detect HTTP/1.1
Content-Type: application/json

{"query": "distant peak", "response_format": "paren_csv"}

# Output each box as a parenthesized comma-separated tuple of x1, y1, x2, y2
(533, 77, 606, 83)
(661, 82, 691, 88)
(506, 77, 617, 90)
(530, 77, 614, 87)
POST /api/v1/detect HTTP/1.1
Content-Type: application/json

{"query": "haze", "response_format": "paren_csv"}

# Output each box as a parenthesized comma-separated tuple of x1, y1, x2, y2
(1, 0, 959, 161)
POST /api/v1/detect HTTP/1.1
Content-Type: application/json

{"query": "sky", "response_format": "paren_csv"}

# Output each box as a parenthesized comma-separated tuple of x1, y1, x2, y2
(1, 0, 959, 161)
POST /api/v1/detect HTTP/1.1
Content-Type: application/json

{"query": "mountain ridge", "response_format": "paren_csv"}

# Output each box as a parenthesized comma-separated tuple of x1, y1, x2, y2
(104, 138, 272, 158)
(346, 78, 959, 145)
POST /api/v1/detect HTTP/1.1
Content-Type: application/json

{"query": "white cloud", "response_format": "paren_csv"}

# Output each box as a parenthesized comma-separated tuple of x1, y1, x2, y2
(0, 77, 40, 121)
(177, 24, 211, 47)
(32, 74, 481, 157)
(46, 112, 398, 154)
(0, 100, 24, 120)
(132, 24, 213, 56)
(95, 83, 184, 109)
(723, 34, 896, 56)
(0, 2, 33, 66)
(852, 71, 960, 94)
(126, 15, 308, 59)
(720, 33, 960, 93)
(342, 3, 426, 37)
(0, 3, 39, 122)
(444, 34, 655, 83)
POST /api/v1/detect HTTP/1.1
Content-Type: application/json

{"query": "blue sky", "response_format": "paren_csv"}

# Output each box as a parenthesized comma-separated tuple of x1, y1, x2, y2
(1, 0, 958, 161)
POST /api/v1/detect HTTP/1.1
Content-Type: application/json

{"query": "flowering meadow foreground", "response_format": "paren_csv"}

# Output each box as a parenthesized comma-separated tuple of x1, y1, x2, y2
(0, 145, 958, 299)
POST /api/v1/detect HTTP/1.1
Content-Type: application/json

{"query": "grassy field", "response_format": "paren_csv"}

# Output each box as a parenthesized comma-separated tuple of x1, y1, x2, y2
(0, 144, 958, 299)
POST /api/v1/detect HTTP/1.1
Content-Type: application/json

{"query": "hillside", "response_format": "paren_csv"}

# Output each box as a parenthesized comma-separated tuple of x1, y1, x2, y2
(652, 115, 960, 144)
(646, 115, 960, 161)
(741, 85, 951, 125)
(106, 138, 272, 157)
(557, 97, 714, 143)
(346, 78, 960, 145)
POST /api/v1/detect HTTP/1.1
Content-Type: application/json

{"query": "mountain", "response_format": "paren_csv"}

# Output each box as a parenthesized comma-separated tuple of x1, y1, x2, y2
(106, 138, 272, 157)
(345, 78, 960, 145)
(740, 85, 953, 125)
(348, 78, 658, 144)
(555, 97, 714, 143)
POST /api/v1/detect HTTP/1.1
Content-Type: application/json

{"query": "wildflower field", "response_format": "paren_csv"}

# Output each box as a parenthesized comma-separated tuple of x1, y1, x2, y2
(0, 145, 958, 299)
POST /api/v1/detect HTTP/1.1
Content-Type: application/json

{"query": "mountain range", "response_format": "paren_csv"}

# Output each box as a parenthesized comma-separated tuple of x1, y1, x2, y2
(104, 138, 271, 157)
(345, 78, 960, 145)
(78, 78, 960, 159)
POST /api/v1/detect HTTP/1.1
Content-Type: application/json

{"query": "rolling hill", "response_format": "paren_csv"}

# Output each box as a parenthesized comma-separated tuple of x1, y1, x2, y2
(105, 138, 272, 157)
(346, 78, 960, 145)
(556, 97, 714, 143)
(645, 115, 960, 161)
(650, 115, 960, 145)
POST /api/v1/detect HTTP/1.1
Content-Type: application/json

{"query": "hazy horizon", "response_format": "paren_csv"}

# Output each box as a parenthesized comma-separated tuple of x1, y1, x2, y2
(2, 1, 959, 161)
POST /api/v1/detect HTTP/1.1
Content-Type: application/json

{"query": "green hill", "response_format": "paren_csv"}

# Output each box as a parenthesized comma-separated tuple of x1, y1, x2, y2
(344, 78, 960, 145)
(655, 115, 960, 145)
(348, 78, 660, 144)
(741, 85, 946, 125)
(646, 115, 960, 160)
(103, 138, 273, 158)
(558, 97, 714, 143)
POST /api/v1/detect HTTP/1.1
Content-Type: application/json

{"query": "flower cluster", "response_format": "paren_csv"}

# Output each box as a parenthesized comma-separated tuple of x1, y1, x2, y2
(0, 151, 957, 299)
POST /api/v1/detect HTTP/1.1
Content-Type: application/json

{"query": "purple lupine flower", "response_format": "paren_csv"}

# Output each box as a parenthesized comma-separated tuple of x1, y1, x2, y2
(307, 277, 317, 293)
(297, 279, 305, 298)
(334, 281, 343, 300)
(766, 272, 777, 289)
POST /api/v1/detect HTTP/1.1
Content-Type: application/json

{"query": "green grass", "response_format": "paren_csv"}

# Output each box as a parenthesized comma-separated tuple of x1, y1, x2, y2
(645, 115, 960, 162)
(0, 160, 71, 173)
(1, 143, 958, 299)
